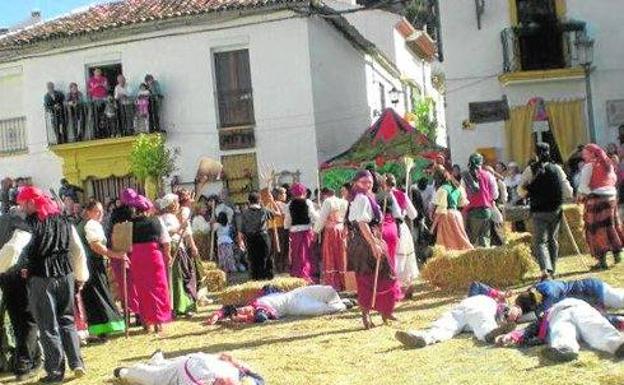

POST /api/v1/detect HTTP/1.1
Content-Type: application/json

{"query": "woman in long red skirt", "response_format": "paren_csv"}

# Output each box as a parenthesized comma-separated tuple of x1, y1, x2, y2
(126, 193, 172, 335)
(347, 170, 401, 329)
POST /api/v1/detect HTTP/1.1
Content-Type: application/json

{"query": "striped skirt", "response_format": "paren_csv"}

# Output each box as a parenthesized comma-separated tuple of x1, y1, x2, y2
(584, 195, 624, 259)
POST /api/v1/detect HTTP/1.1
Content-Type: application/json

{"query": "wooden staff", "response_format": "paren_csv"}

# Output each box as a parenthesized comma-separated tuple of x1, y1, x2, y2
(316, 169, 322, 245)
(561, 210, 591, 270)
(371, 196, 388, 309)
(122, 261, 130, 338)
(209, 200, 217, 261)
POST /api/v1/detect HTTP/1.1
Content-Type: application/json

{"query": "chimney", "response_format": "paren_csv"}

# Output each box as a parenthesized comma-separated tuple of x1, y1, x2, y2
(31, 10, 42, 22)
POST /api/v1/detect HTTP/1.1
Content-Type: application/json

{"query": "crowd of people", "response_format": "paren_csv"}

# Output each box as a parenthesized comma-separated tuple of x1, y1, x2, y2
(3, 139, 624, 382)
(44, 69, 163, 144)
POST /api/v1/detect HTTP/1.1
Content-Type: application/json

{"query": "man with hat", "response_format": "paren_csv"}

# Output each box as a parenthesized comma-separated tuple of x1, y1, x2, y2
(518, 143, 573, 279)
(461, 153, 499, 247)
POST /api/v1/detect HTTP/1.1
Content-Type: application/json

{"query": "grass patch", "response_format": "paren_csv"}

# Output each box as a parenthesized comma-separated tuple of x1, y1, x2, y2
(3, 254, 624, 385)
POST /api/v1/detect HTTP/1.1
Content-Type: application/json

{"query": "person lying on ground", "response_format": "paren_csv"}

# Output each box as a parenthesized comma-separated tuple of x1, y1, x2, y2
(204, 285, 353, 325)
(114, 349, 264, 385)
(395, 282, 518, 348)
(515, 277, 624, 319)
(495, 298, 624, 362)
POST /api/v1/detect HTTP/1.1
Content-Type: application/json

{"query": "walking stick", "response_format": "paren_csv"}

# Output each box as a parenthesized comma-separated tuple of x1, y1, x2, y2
(209, 200, 217, 261)
(561, 210, 591, 270)
(371, 197, 388, 309)
(122, 262, 130, 338)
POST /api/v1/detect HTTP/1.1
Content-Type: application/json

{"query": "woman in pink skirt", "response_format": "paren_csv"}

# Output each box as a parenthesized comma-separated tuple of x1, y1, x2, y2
(126, 193, 172, 335)
(347, 170, 401, 329)
(284, 183, 319, 282)
(431, 166, 474, 251)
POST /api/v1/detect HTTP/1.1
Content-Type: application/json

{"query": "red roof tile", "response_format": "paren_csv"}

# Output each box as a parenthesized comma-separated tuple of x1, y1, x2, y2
(0, 0, 302, 50)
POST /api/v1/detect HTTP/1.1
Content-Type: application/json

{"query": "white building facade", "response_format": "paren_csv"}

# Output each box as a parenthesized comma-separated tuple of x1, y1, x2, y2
(440, 0, 624, 167)
(0, 0, 443, 202)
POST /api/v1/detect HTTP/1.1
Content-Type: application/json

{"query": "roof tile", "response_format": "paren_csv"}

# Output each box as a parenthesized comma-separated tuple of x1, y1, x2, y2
(0, 0, 300, 49)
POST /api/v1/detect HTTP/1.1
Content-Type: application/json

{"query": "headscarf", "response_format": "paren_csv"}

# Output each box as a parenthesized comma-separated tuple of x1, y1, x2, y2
(584, 143, 611, 169)
(125, 193, 153, 212)
(160, 193, 178, 210)
(463, 153, 484, 195)
(16, 186, 60, 221)
(290, 183, 307, 198)
(121, 188, 138, 206)
(350, 170, 381, 220)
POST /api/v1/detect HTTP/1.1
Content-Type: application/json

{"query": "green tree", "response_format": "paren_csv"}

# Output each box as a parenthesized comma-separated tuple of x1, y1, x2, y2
(129, 134, 178, 197)
(412, 97, 438, 143)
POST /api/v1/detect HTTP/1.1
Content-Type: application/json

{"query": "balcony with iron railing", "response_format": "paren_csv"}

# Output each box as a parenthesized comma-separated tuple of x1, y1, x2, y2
(45, 95, 163, 146)
(499, 20, 588, 85)
(0, 117, 28, 155)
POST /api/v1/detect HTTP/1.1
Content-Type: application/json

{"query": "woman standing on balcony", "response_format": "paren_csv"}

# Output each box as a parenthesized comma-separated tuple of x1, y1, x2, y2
(88, 68, 110, 139)
(114, 75, 134, 136)
(126, 193, 172, 335)
(66, 82, 86, 141)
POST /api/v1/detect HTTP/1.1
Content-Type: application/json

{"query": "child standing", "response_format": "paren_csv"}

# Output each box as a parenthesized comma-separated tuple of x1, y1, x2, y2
(214, 212, 237, 273)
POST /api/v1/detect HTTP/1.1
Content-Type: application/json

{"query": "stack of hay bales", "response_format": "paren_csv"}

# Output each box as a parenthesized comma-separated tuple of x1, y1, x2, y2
(219, 277, 308, 306)
(421, 232, 537, 291)
(200, 261, 227, 292)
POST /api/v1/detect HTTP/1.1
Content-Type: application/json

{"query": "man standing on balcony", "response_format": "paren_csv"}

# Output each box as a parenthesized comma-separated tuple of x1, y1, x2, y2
(43, 82, 66, 144)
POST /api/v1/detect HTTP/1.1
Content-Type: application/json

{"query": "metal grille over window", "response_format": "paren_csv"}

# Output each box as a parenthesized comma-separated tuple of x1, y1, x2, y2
(0, 117, 27, 154)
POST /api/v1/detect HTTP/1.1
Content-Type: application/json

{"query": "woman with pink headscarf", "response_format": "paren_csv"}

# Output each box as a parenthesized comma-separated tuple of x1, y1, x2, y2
(347, 170, 401, 329)
(125, 192, 172, 334)
(284, 182, 319, 282)
(578, 143, 624, 270)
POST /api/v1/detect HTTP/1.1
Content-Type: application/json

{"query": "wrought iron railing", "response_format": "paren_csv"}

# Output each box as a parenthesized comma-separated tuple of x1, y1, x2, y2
(501, 21, 587, 73)
(0, 117, 28, 154)
(45, 95, 162, 145)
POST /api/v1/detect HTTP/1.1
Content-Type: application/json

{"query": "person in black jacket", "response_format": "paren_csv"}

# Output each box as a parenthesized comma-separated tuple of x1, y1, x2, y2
(0, 210, 41, 381)
(518, 143, 573, 279)
(16, 186, 89, 384)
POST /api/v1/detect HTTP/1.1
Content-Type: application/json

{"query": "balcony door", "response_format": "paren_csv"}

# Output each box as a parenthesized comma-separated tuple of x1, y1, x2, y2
(516, 0, 564, 71)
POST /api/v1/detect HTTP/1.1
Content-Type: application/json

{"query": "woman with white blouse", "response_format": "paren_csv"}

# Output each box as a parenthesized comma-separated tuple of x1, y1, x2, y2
(77, 201, 128, 337)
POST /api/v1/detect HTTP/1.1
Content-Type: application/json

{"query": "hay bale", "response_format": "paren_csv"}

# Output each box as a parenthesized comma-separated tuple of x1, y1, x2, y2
(421, 238, 537, 291)
(560, 204, 588, 256)
(219, 277, 308, 306)
(203, 269, 227, 292)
